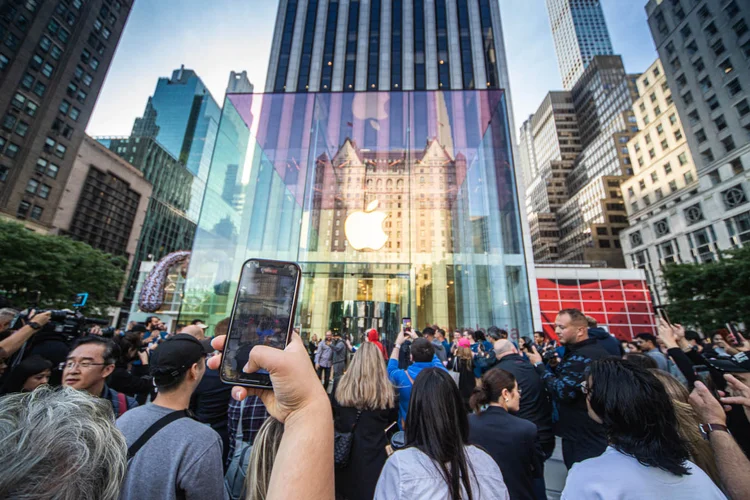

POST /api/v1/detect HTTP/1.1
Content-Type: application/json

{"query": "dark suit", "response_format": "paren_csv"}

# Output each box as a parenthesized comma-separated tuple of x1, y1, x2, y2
(468, 406, 542, 500)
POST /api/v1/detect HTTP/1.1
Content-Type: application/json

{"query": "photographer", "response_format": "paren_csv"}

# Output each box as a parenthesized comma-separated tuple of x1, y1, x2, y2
(0, 309, 52, 362)
(109, 332, 155, 405)
(527, 308, 610, 469)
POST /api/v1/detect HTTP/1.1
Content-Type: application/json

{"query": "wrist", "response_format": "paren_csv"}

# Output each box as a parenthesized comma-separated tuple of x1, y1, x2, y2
(395, 344, 401, 350)
(284, 397, 332, 429)
(27, 321, 42, 330)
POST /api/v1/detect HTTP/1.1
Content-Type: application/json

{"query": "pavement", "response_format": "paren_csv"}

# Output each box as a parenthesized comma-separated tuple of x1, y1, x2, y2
(544, 437, 567, 499)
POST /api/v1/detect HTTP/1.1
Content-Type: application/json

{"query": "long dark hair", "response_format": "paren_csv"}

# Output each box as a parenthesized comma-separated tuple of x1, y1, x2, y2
(469, 368, 516, 414)
(588, 358, 691, 476)
(405, 368, 476, 500)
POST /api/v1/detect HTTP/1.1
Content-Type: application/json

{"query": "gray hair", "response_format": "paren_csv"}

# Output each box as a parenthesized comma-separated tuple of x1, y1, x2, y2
(246, 417, 284, 500)
(493, 339, 516, 358)
(0, 308, 18, 329)
(0, 386, 127, 500)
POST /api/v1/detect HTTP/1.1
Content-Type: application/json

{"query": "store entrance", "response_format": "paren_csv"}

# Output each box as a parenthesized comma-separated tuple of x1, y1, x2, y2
(297, 262, 410, 344)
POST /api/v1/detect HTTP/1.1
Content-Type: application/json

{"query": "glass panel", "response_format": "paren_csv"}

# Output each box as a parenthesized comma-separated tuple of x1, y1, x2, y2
(181, 90, 533, 342)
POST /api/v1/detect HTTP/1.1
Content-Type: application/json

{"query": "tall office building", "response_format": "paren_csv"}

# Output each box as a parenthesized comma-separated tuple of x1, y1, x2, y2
(518, 91, 581, 262)
(265, 0, 515, 94)
(0, 1, 133, 230)
(619, 59, 698, 304)
(546, 0, 615, 90)
(618, 1, 750, 306)
(130, 66, 221, 221)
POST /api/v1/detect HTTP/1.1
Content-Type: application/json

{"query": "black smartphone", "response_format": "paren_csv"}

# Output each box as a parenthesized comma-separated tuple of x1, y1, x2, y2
(402, 317, 411, 332)
(726, 323, 743, 347)
(220, 259, 301, 389)
(656, 306, 671, 325)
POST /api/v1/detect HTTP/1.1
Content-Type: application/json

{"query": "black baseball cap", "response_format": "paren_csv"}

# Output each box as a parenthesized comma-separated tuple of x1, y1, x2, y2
(705, 352, 750, 374)
(150, 334, 212, 384)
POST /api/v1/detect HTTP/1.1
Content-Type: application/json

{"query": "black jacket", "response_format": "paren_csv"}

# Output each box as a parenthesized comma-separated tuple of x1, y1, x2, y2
(537, 338, 610, 445)
(496, 353, 554, 445)
(108, 363, 153, 405)
(468, 406, 542, 500)
(333, 399, 398, 500)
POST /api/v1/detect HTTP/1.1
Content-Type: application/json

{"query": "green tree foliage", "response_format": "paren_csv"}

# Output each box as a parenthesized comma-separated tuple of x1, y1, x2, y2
(0, 219, 127, 314)
(663, 246, 750, 333)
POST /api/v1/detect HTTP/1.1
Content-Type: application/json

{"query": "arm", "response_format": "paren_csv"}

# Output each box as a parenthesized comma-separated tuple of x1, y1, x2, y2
(431, 353, 447, 370)
(690, 381, 750, 500)
(540, 356, 589, 403)
(0, 311, 51, 358)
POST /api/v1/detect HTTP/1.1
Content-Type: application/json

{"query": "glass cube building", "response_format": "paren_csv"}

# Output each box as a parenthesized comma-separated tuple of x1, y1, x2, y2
(181, 89, 533, 341)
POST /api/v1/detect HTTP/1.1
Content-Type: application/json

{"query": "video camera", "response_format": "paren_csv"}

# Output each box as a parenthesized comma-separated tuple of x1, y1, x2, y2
(11, 309, 110, 343)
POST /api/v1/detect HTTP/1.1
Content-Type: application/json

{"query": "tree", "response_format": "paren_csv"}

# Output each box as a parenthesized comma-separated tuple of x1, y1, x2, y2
(663, 246, 750, 333)
(0, 219, 127, 314)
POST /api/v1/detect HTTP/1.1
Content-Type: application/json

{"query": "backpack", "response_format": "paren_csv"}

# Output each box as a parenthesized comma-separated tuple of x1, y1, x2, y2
(225, 399, 253, 500)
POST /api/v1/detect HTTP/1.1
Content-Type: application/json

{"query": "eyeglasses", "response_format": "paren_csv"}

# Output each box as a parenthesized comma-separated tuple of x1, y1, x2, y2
(59, 360, 108, 370)
(581, 380, 590, 395)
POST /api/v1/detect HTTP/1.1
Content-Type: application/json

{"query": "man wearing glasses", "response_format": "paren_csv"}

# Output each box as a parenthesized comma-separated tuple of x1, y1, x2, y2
(62, 335, 138, 416)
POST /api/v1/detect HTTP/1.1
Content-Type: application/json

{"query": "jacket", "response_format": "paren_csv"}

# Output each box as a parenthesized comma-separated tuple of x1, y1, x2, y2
(537, 338, 610, 443)
(388, 354, 447, 428)
(315, 341, 333, 368)
(495, 353, 554, 445)
(332, 338, 347, 366)
(430, 339, 447, 363)
(468, 406, 543, 500)
(588, 327, 623, 357)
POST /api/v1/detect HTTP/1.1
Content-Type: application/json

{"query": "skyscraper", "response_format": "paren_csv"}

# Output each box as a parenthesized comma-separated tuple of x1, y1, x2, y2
(0, 1, 134, 230)
(265, 0, 515, 94)
(546, 0, 614, 90)
(130, 66, 221, 220)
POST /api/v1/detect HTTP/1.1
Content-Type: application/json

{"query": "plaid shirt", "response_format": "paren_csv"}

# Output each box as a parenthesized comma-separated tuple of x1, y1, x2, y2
(226, 395, 269, 464)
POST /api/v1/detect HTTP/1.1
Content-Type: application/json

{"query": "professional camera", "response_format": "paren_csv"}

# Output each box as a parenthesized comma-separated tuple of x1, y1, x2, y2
(12, 309, 110, 343)
(542, 349, 559, 363)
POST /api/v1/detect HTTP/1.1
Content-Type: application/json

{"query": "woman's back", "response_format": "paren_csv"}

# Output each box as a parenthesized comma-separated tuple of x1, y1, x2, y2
(374, 445, 509, 500)
(333, 401, 397, 500)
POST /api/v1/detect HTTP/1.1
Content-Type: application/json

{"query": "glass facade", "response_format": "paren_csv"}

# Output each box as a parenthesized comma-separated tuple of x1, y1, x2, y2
(435, 0, 451, 89)
(296, 0, 319, 92)
(456, 0, 474, 90)
(181, 90, 533, 342)
(319, 0, 338, 91)
(391, 0, 402, 89)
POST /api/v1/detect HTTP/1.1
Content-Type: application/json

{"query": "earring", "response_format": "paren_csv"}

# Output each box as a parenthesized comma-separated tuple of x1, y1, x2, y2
(504, 398, 509, 402)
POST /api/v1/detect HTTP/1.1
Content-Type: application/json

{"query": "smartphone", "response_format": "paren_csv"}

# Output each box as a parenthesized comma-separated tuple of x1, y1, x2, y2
(220, 259, 302, 389)
(656, 306, 671, 325)
(402, 317, 411, 332)
(726, 323, 743, 347)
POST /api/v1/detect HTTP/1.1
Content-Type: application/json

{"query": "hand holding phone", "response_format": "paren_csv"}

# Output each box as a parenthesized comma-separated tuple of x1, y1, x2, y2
(208, 333, 329, 423)
(220, 259, 301, 389)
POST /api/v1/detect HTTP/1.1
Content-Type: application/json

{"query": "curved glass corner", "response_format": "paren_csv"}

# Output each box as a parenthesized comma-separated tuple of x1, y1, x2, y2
(181, 90, 533, 341)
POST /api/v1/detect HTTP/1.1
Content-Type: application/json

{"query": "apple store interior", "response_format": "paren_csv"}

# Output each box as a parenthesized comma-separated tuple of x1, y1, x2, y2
(181, 90, 533, 342)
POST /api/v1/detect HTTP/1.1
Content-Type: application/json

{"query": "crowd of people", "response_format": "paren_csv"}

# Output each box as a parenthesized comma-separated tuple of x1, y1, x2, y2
(1, 305, 750, 499)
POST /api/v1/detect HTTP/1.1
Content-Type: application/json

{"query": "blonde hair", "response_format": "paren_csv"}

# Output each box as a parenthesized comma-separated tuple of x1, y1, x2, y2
(335, 342, 395, 410)
(246, 417, 284, 500)
(456, 346, 473, 369)
(651, 370, 722, 487)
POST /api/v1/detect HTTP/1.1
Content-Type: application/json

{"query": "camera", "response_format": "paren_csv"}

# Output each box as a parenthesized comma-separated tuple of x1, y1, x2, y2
(542, 349, 558, 363)
(12, 309, 110, 343)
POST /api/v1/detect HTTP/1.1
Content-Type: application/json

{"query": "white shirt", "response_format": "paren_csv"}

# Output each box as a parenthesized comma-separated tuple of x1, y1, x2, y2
(562, 446, 726, 500)
(374, 445, 510, 500)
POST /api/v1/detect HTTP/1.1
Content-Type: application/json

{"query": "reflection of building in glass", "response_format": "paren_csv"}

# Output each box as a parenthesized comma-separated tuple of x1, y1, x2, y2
(181, 91, 534, 341)
(96, 136, 196, 302)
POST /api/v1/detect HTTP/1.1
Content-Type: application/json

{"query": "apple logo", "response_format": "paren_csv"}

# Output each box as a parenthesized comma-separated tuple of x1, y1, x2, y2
(344, 200, 388, 251)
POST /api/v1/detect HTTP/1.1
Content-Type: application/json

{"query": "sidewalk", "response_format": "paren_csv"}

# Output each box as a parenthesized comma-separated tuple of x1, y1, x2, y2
(544, 437, 567, 499)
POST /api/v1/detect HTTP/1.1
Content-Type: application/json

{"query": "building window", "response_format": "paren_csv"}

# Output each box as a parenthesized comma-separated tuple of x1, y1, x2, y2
(684, 171, 694, 184)
(457, 0, 474, 89)
(25, 178, 39, 194)
(655, 188, 664, 201)
(689, 227, 717, 263)
(669, 180, 678, 192)
(732, 159, 744, 176)
(715, 115, 727, 132)
(722, 136, 736, 153)
(719, 58, 734, 75)
(664, 162, 672, 174)
(69, 107, 80, 121)
(651, 172, 659, 183)
(696, 129, 707, 143)
(37, 184, 50, 199)
(724, 1, 739, 19)
(688, 110, 700, 125)
(683, 91, 693, 106)
(2, 114, 16, 131)
(272, 0, 299, 92)
(644, 195, 652, 206)
(709, 170, 722, 185)
(660, 139, 668, 150)
(699, 77, 712, 94)
(435, 0, 450, 89)
(390, 0, 401, 89)
(734, 19, 749, 38)
(30, 205, 43, 221)
(17, 201, 31, 218)
(46, 163, 59, 178)
(726, 211, 750, 246)
(711, 39, 726, 57)
(727, 78, 743, 97)
(678, 153, 688, 166)
(701, 149, 715, 164)
(674, 129, 683, 141)
(14, 121, 29, 137)
(669, 114, 677, 125)
(656, 124, 664, 135)
(704, 21, 718, 37)
(707, 95, 720, 111)
(630, 231, 643, 247)
(654, 219, 670, 237)
(723, 185, 747, 210)
(364, 0, 379, 90)
(342, 0, 360, 90)
(639, 179, 646, 190)
(737, 99, 750, 118)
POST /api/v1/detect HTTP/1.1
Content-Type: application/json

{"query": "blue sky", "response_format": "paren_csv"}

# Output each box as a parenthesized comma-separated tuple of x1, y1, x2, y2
(87, 0, 658, 139)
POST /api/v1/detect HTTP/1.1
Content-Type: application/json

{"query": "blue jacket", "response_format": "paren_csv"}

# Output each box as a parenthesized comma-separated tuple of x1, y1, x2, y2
(388, 354, 447, 429)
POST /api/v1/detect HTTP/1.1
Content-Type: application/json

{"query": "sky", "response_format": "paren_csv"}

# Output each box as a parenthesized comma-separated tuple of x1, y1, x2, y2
(87, 0, 659, 139)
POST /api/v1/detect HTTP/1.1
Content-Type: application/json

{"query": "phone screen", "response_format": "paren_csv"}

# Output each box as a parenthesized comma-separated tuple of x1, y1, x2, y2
(402, 317, 411, 332)
(656, 307, 671, 325)
(221, 259, 301, 388)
